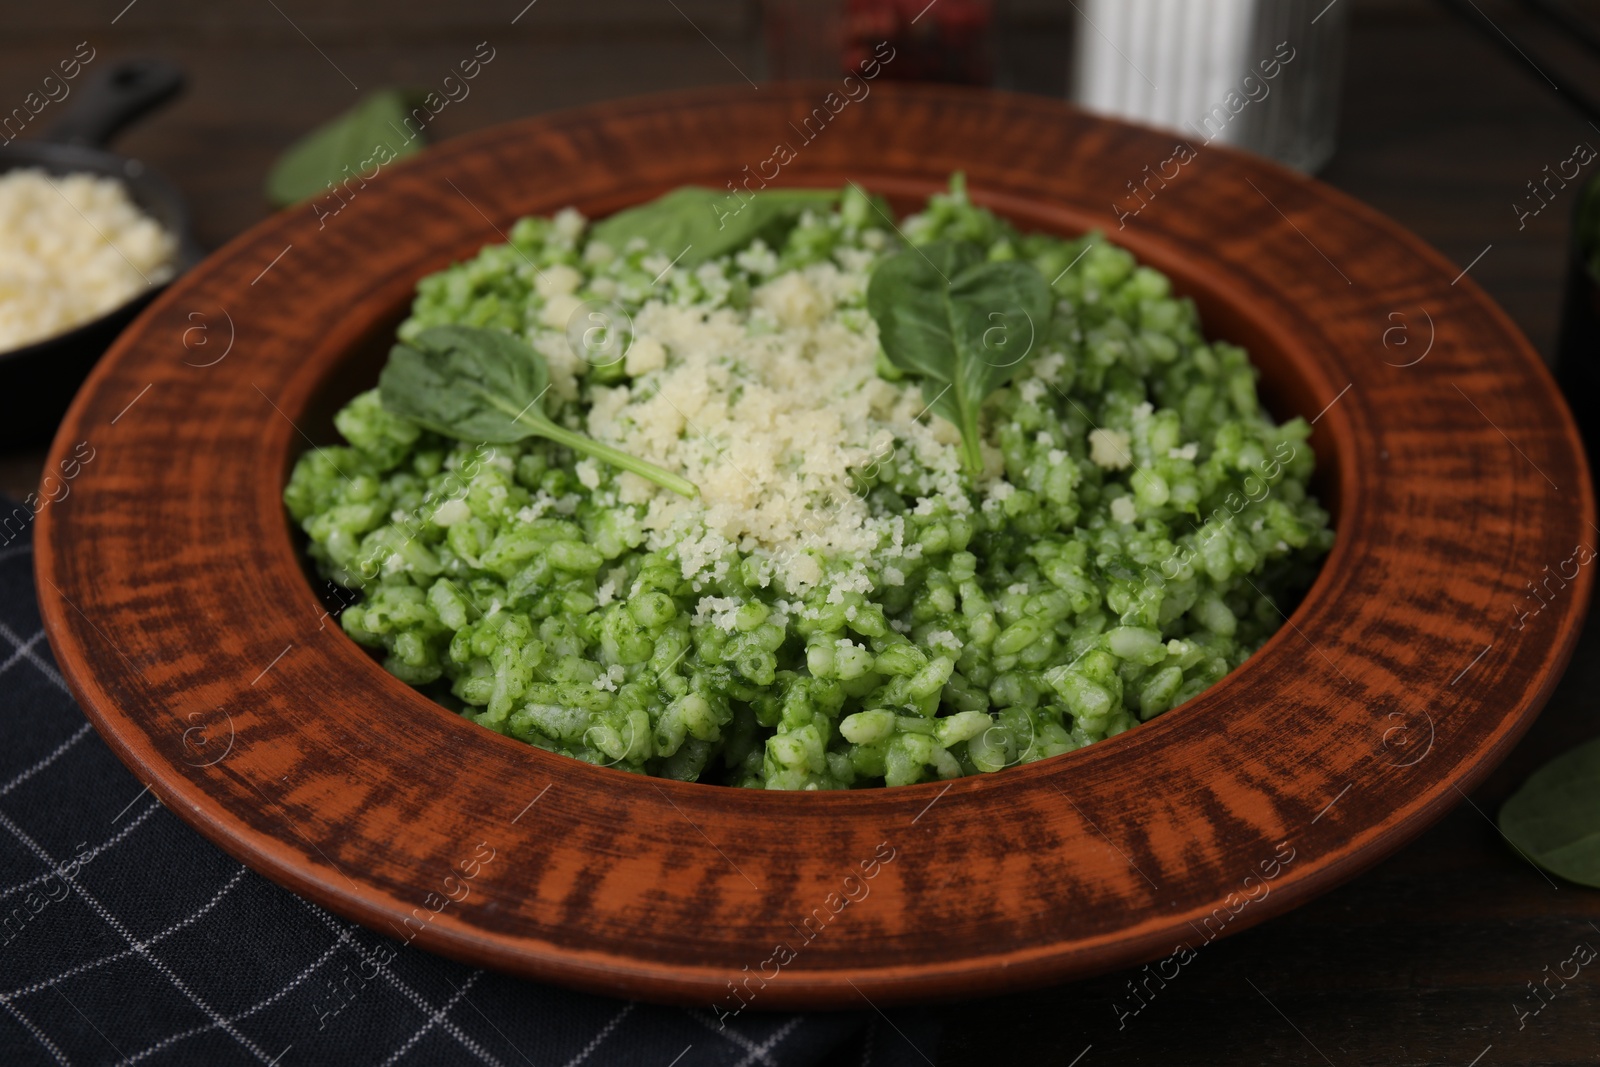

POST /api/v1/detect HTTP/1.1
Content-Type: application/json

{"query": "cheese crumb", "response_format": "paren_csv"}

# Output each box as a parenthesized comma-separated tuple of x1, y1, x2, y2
(694, 596, 743, 632)
(551, 207, 585, 245)
(1089, 428, 1133, 470)
(789, 554, 823, 589)
(624, 335, 667, 376)
(535, 264, 582, 298)
(1031, 352, 1067, 384)
(432, 498, 470, 527)
(540, 292, 585, 330)
(753, 271, 827, 327)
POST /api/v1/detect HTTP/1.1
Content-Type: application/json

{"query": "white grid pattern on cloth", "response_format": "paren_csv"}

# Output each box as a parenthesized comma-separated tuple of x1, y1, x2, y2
(735, 1016, 804, 1067)
(0, 804, 278, 1064)
(375, 970, 484, 1067)
(0, 609, 519, 1067)
(0, 618, 90, 1067)
(0, 619, 291, 1066)
(115, 933, 352, 1065)
(0, 799, 160, 903)
(434, 972, 543, 1066)
(688, 1009, 785, 1067)
(0, 628, 50, 680)
(0, 721, 92, 799)
(557, 1001, 634, 1067)
(1, 867, 250, 1001)
(0, 619, 71, 694)
(0, 993, 72, 1065)
(292, 898, 504, 1066)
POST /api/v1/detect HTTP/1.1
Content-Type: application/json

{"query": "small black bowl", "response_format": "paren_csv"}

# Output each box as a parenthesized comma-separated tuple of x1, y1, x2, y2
(0, 58, 202, 445)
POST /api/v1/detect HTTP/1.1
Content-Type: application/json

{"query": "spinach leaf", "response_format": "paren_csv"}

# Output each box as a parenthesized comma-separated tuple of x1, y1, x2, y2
(1499, 735, 1600, 888)
(866, 239, 1053, 476)
(379, 325, 698, 498)
(266, 90, 425, 208)
(590, 186, 838, 268)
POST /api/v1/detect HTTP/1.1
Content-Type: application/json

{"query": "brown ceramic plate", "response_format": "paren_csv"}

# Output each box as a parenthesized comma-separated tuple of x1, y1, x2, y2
(36, 85, 1594, 1009)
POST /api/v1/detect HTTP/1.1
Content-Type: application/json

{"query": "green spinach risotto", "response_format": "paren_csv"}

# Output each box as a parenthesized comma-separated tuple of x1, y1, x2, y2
(284, 178, 1333, 789)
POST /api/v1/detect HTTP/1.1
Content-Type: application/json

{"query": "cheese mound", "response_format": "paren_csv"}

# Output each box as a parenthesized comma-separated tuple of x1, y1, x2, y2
(580, 262, 987, 589)
(0, 168, 177, 352)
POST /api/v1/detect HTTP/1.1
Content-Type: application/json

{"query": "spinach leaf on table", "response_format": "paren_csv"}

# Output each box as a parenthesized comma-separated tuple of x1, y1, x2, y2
(866, 239, 1053, 477)
(379, 324, 698, 498)
(266, 90, 425, 208)
(590, 186, 838, 268)
(1499, 735, 1600, 888)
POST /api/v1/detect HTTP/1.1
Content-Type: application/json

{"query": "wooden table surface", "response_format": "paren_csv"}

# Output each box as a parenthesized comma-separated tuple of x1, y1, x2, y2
(5, 0, 1600, 1063)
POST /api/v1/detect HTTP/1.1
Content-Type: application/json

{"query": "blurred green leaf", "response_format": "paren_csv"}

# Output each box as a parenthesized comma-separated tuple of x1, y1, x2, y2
(1499, 735, 1600, 888)
(590, 186, 838, 268)
(265, 89, 425, 208)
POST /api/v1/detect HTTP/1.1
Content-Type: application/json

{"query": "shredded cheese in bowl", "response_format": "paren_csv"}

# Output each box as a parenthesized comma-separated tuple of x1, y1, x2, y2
(0, 168, 178, 352)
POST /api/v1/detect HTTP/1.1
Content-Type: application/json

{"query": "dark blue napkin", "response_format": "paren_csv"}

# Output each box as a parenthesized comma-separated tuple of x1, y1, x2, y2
(0, 515, 942, 1066)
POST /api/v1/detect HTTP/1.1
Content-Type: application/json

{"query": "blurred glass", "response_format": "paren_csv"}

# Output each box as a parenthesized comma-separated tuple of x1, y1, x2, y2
(1071, 0, 1348, 172)
(763, 0, 994, 83)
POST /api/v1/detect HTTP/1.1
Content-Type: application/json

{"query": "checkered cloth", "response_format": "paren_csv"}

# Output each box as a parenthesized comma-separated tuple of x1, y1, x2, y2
(0, 519, 942, 1066)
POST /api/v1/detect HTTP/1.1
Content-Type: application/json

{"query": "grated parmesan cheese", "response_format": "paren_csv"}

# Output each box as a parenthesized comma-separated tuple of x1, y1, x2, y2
(0, 168, 177, 352)
(578, 261, 983, 591)
(623, 335, 666, 376)
(694, 595, 744, 632)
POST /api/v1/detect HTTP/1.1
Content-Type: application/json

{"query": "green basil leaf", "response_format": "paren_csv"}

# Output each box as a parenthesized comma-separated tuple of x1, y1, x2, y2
(590, 186, 838, 267)
(1499, 735, 1600, 888)
(265, 89, 425, 208)
(866, 239, 1053, 475)
(379, 324, 698, 498)
(380, 325, 546, 443)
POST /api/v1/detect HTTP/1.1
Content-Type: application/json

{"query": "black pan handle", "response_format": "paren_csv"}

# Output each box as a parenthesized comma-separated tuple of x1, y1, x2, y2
(39, 59, 185, 148)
